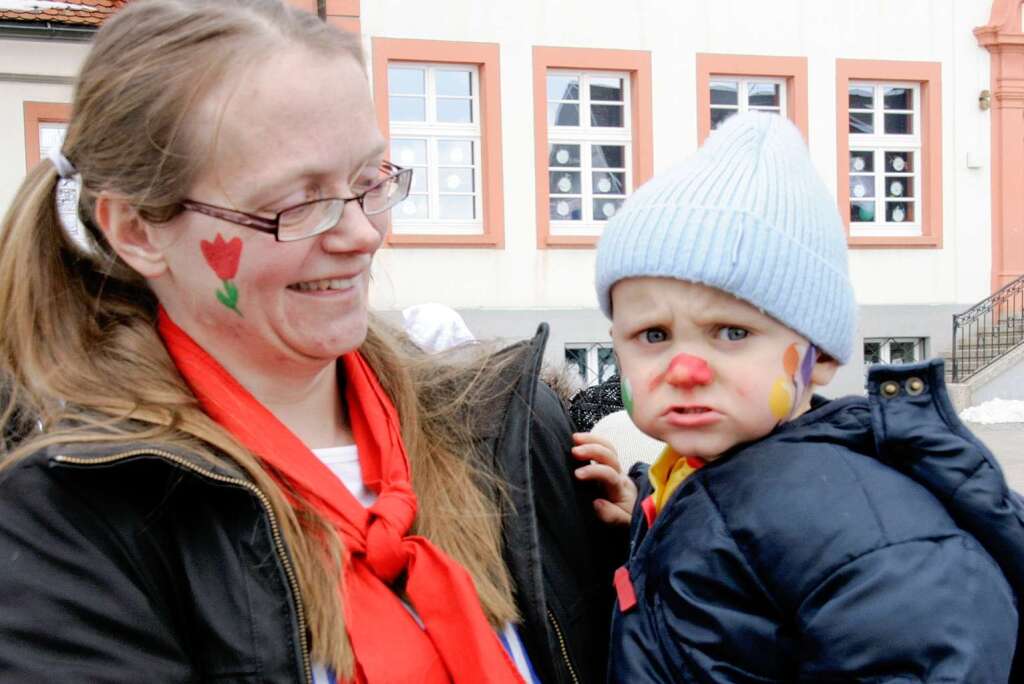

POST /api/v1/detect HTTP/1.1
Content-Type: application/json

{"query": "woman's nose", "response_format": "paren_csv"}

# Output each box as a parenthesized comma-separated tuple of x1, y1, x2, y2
(664, 353, 714, 388)
(321, 200, 384, 253)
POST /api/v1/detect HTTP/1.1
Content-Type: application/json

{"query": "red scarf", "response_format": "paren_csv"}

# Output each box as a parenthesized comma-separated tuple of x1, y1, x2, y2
(157, 309, 522, 683)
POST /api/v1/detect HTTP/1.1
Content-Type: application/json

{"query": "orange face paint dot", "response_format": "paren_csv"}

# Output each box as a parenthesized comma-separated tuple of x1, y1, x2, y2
(783, 344, 800, 376)
(769, 377, 792, 420)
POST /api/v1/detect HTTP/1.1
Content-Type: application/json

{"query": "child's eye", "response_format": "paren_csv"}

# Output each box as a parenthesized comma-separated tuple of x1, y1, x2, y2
(643, 328, 668, 344)
(716, 326, 749, 342)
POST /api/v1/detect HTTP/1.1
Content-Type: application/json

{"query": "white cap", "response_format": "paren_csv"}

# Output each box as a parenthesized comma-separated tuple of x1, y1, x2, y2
(401, 303, 475, 353)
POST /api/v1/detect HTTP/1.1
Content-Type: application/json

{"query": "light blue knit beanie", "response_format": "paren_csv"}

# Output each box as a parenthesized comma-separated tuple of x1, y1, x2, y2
(594, 111, 856, 363)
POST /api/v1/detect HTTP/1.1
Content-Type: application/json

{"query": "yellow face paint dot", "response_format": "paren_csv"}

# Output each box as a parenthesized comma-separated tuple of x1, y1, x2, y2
(769, 377, 792, 420)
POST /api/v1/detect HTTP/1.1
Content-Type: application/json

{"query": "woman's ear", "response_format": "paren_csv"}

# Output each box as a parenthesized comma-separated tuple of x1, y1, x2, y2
(93, 193, 169, 279)
(810, 351, 839, 386)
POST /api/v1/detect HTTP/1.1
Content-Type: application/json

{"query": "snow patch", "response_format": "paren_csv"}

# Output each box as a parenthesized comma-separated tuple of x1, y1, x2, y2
(960, 398, 1024, 424)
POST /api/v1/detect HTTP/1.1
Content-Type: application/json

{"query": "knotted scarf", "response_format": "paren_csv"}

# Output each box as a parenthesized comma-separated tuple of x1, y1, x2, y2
(157, 309, 522, 683)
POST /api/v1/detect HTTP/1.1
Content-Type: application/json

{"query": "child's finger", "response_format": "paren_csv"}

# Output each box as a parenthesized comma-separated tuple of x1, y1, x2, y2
(571, 441, 618, 465)
(593, 499, 631, 526)
(572, 431, 616, 451)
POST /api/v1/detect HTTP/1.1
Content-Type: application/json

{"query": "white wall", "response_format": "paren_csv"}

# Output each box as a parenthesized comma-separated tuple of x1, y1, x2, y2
(364, 0, 994, 313)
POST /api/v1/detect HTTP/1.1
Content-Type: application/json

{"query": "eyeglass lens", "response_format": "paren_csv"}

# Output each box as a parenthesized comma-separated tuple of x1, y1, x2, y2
(276, 169, 412, 241)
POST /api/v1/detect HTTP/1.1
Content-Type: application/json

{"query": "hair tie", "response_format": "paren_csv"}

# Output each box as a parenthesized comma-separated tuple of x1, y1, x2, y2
(47, 149, 78, 179)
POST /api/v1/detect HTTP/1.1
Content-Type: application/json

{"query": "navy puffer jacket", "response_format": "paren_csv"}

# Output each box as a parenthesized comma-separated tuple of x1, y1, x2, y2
(611, 361, 1021, 683)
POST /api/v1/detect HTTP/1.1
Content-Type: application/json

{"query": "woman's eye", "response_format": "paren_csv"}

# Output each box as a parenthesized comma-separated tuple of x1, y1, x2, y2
(716, 326, 749, 342)
(643, 328, 668, 344)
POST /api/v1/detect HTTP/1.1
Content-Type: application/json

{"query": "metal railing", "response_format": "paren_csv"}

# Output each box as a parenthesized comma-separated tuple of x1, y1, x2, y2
(951, 273, 1024, 382)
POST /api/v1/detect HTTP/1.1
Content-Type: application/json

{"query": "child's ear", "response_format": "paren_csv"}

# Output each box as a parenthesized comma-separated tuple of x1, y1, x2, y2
(811, 352, 839, 386)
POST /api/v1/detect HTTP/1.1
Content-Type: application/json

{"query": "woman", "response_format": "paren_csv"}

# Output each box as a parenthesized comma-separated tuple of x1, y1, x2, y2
(0, 1, 617, 681)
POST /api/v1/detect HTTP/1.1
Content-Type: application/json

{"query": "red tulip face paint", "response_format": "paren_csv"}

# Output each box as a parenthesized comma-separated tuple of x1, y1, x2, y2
(201, 233, 243, 316)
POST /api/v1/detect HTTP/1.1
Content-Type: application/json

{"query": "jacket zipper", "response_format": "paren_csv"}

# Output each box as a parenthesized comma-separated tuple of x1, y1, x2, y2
(546, 608, 580, 684)
(55, 450, 313, 684)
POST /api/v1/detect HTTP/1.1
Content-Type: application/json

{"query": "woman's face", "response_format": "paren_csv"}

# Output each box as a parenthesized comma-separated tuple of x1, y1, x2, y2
(149, 48, 386, 375)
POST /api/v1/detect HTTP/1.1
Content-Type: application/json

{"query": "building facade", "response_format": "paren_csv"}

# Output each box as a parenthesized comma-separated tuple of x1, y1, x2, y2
(2, 0, 1023, 395)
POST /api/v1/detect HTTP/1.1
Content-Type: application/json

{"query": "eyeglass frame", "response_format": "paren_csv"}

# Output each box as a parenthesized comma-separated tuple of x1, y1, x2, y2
(177, 160, 412, 242)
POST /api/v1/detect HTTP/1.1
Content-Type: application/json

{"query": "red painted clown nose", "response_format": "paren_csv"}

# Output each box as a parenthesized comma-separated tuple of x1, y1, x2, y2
(665, 353, 714, 388)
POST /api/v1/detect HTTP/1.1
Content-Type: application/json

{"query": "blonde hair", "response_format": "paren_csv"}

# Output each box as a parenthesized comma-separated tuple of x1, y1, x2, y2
(0, 0, 516, 676)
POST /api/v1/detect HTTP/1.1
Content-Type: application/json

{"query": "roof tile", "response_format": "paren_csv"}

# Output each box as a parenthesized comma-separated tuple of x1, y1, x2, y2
(0, 0, 128, 28)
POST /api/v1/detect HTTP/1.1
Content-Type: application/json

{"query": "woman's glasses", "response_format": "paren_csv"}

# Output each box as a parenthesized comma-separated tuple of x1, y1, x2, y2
(178, 161, 413, 242)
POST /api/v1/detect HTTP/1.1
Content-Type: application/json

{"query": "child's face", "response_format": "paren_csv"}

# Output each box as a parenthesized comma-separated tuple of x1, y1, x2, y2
(610, 278, 837, 460)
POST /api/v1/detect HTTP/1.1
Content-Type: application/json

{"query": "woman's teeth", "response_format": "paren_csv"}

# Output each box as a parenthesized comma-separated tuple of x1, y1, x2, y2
(290, 277, 355, 292)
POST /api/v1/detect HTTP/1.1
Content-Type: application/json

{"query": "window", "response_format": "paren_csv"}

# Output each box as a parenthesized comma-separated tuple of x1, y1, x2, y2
(836, 60, 941, 247)
(864, 337, 927, 369)
(533, 46, 653, 247)
(546, 70, 631, 234)
(371, 38, 504, 247)
(709, 76, 787, 130)
(388, 63, 482, 233)
(695, 54, 808, 144)
(565, 343, 617, 386)
(847, 82, 920, 235)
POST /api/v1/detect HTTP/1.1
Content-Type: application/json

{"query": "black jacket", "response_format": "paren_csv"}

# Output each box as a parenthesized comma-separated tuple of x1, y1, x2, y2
(611, 360, 1021, 683)
(0, 325, 617, 683)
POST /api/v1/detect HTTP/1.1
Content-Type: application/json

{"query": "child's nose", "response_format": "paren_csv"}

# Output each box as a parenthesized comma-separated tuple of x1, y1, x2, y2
(664, 353, 714, 388)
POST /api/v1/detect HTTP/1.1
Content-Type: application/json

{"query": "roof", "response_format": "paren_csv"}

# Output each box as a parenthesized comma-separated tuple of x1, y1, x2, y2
(0, 0, 126, 28)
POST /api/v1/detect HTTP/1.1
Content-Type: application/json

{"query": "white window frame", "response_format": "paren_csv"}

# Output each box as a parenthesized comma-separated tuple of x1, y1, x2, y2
(708, 75, 787, 130)
(863, 337, 927, 368)
(565, 342, 617, 387)
(847, 81, 922, 238)
(547, 69, 633, 237)
(388, 62, 483, 236)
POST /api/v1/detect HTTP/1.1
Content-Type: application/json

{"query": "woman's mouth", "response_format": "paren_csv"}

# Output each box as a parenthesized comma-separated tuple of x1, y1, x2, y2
(287, 277, 357, 293)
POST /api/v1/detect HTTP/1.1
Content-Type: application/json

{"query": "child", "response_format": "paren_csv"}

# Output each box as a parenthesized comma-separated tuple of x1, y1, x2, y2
(587, 112, 1020, 682)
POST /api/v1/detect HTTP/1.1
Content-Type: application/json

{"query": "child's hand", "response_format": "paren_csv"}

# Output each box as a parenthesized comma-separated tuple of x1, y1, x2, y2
(571, 431, 638, 526)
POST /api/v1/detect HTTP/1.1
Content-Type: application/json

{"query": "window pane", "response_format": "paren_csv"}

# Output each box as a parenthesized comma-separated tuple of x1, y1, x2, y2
(436, 70, 472, 97)
(391, 138, 427, 166)
(438, 139, 474, 166)
(889, 341, 918, 364)
(711, 107, 736, 130)
(591, 104, 624, 128)
(565, 347, 587, 379)
(390, 96, 426, 122)
(440, 167, 474, 193)
(593, 198, 624, 220)
(849, 85, 873, 110)
(550, 197, 582, 220)
(439, 195, 475, 220)
(884, 113, 913, 134)
(886, 201, 913, 223)
(883, 86, 912, 110)
(864, 341, 882, 364)
(850, 150, 874, 173)
(849, 175, 874, 199)
(849, 111, 873, 134)
(590, 77, 623, 102)
(549, 171, 581, 195)
(388, 67, 425, 95)
(885, 151, 913, 173)
(409, 167, 428, 192)
(547, 74, 579, 101)
(592, 145, 625, 169)
(597, 347, 617, 382)
(549, 102, 580, 126)
(437, 98, 472, 123)
(710, 80, 738, 106)
(549, 144, 581, 167)
(396, 195, 428, 219)
(592, 171, 626, 195)
(850, 200, 876, 223)
(885, 177, 911, 198)
(747, 82, 779, 108)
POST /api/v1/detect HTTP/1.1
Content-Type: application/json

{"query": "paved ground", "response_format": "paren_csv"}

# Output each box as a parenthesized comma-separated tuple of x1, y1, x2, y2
(964, 422, 1024, 491)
